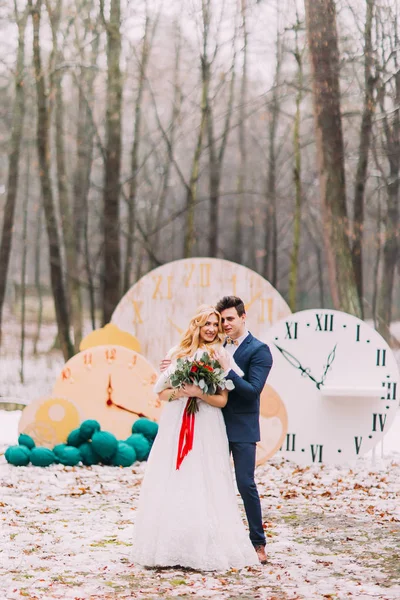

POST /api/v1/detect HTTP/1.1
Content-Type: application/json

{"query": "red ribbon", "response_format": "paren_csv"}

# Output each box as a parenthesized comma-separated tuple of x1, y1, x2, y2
(176, 398, 195, 470)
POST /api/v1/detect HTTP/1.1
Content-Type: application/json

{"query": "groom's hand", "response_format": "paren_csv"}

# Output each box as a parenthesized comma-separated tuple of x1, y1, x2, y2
(160, 358, 172, 372)
(213, 348, 231, 372)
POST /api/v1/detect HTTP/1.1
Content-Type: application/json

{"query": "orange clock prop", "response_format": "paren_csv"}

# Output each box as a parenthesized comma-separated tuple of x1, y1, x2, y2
(18, 396, 84, 448)
(52, 345, 162, 440)
(256, 384, 288, 466)
(111, 258, 291, 367)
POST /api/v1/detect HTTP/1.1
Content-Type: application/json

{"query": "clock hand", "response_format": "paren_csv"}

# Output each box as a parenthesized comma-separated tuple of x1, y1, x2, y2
(105, 375, 148, 418)
(112, 402, 147, 418)
(318, 344, 337, 387)
(274, 343, 320, 388)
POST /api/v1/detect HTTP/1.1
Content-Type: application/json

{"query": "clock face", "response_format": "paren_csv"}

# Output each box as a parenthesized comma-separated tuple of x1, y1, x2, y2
(111, 258, 291, 366)
(52, 345, 162, 440)
(265, 309, 400, 465)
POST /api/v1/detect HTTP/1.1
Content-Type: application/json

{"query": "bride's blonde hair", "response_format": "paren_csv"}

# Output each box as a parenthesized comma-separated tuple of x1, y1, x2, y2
(172, 304, 224, 359)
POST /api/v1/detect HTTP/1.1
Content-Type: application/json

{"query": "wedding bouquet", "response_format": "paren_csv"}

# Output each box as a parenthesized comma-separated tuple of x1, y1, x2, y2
(169, 351, 235, 415)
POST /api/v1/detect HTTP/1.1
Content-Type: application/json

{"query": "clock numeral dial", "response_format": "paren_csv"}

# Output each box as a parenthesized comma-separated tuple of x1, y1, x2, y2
(315, 313, 334, 332)
(382, 380, 397, 400)
(83, 352, 92, 366)
(285, 321, 298, 340)
(372, 413, 387, 432)
(61, 368, 71, 381)
(354, 436, 363, 455)
(132, 300, 144, 324)
(376, 349, 387, 367)
(183, 263, 211, 288)
(152, 275, 173, 300)
(258, 298, 273, 324)
(105, 348, 117, 363)
(356, 324, 361, 341)
(285, 433, 296, 452)
(310, 444, 323, 463)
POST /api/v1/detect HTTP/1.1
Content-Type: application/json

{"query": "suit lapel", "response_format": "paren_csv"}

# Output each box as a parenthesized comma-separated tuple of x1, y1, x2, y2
(233, 332, 253, 364)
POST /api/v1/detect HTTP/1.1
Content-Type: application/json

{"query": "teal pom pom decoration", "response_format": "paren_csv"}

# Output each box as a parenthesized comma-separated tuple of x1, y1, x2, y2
(53, 444, 81, 466)
(131, 418, 158, 441)
(79, 442, 100, 466)
(91, 431, 118, 461)
(79, 419, 101, 441)
(5, 445, 30, 466)
(111, 442, 137, 467)
(18, 433, 35, 450)
(30, 447, 55, 467)
(125, 433, 150, 461)
(67, 428, 84, 447)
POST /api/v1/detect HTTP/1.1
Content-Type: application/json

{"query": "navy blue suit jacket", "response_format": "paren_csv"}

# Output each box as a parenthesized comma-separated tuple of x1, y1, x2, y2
(222, 333, 273, 443)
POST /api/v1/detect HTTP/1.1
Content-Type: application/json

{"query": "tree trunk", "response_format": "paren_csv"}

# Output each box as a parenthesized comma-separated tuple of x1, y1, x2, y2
(184, 2, 210, 258)
(235, 0, 248, 265)
(208, 35, 236, 258)
(304, 0, 361, 316)
(377, 69, 400, 342)
(124, 13, 151, 291)
(31, 0, 74, 360)
(73, 14, 99, 334)
(263, 22, 281, 285)
(101, 0, 122, 324)
(0, 2, 29, 346)
(288, 19, 304, 312)
(33, 205, 43, 356)
(19, 146, 31, 383)
(47, 0, 83, 350)
(352, 0, 376, 318)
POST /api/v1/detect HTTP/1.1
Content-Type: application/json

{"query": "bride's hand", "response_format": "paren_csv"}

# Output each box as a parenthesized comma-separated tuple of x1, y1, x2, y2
(181, 383, 203, 398)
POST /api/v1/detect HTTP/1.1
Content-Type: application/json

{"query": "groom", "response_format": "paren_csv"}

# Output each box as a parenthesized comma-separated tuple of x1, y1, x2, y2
(214, 295, 272, 565)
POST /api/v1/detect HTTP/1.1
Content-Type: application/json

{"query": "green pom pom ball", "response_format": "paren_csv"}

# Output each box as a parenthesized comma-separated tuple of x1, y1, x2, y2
(30, 448, 55, 467)
(67, 428, 84, 447)
(18, 433, 35, 450)
(125, 433, 150, 461)
(79, 442, 100, 466)
(5, 445, 30, 466)
(91, 431, 118, 461)
(79, 419, 101, 441)
(131, 418, 158, 442)
(53, 444, 81, 466)
(112, 442, 137, 467)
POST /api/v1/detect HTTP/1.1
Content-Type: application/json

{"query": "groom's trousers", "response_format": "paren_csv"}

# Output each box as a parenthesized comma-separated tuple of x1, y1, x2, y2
(229, 441, 266, 547)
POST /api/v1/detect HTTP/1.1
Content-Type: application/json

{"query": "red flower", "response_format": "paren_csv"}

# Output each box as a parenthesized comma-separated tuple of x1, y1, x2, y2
(205, 365, 213, 372)
(190, 365, 199, 373)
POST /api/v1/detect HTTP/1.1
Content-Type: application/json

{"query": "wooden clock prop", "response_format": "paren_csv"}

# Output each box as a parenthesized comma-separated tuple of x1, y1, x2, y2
(111, 257, 291, 368)
(265, 309, 400, 465)
(52, 345, 162, 440)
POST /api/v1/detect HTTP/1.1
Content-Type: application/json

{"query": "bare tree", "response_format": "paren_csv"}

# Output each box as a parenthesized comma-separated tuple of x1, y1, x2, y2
(352, 0, 377, 318)
(100, 0, 123, 323)
(0, 1, 29, 346)
(124, 7, 155, 291)
(304, 0, 361, 315)
(288, 11, 305, 311)
(30, 0, 74, 360)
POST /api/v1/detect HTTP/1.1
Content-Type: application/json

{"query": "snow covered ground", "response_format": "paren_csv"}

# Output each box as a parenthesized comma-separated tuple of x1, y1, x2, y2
(1, 310, 400, 599)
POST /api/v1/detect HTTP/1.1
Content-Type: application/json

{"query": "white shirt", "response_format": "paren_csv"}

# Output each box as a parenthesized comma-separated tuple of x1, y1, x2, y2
(224, 329, 249, 357)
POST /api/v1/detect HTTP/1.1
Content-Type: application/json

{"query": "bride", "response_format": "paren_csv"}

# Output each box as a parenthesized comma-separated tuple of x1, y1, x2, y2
(131, 305, 259, 571)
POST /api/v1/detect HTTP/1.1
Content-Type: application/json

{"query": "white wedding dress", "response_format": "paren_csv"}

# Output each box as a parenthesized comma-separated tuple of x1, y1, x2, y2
(131, 347, 259, 571)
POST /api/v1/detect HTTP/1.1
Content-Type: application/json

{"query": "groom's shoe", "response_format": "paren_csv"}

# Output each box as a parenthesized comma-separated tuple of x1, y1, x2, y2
(254, 544, 268, 565)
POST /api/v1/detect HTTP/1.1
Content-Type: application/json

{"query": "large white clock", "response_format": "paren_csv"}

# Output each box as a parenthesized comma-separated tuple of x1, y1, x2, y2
(265, 309, 400, 465)
(111, 258, 291, 367)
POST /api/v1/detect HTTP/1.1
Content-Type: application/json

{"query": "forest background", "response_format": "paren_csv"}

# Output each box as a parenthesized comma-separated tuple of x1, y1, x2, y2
(0, 0, 399, 364)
